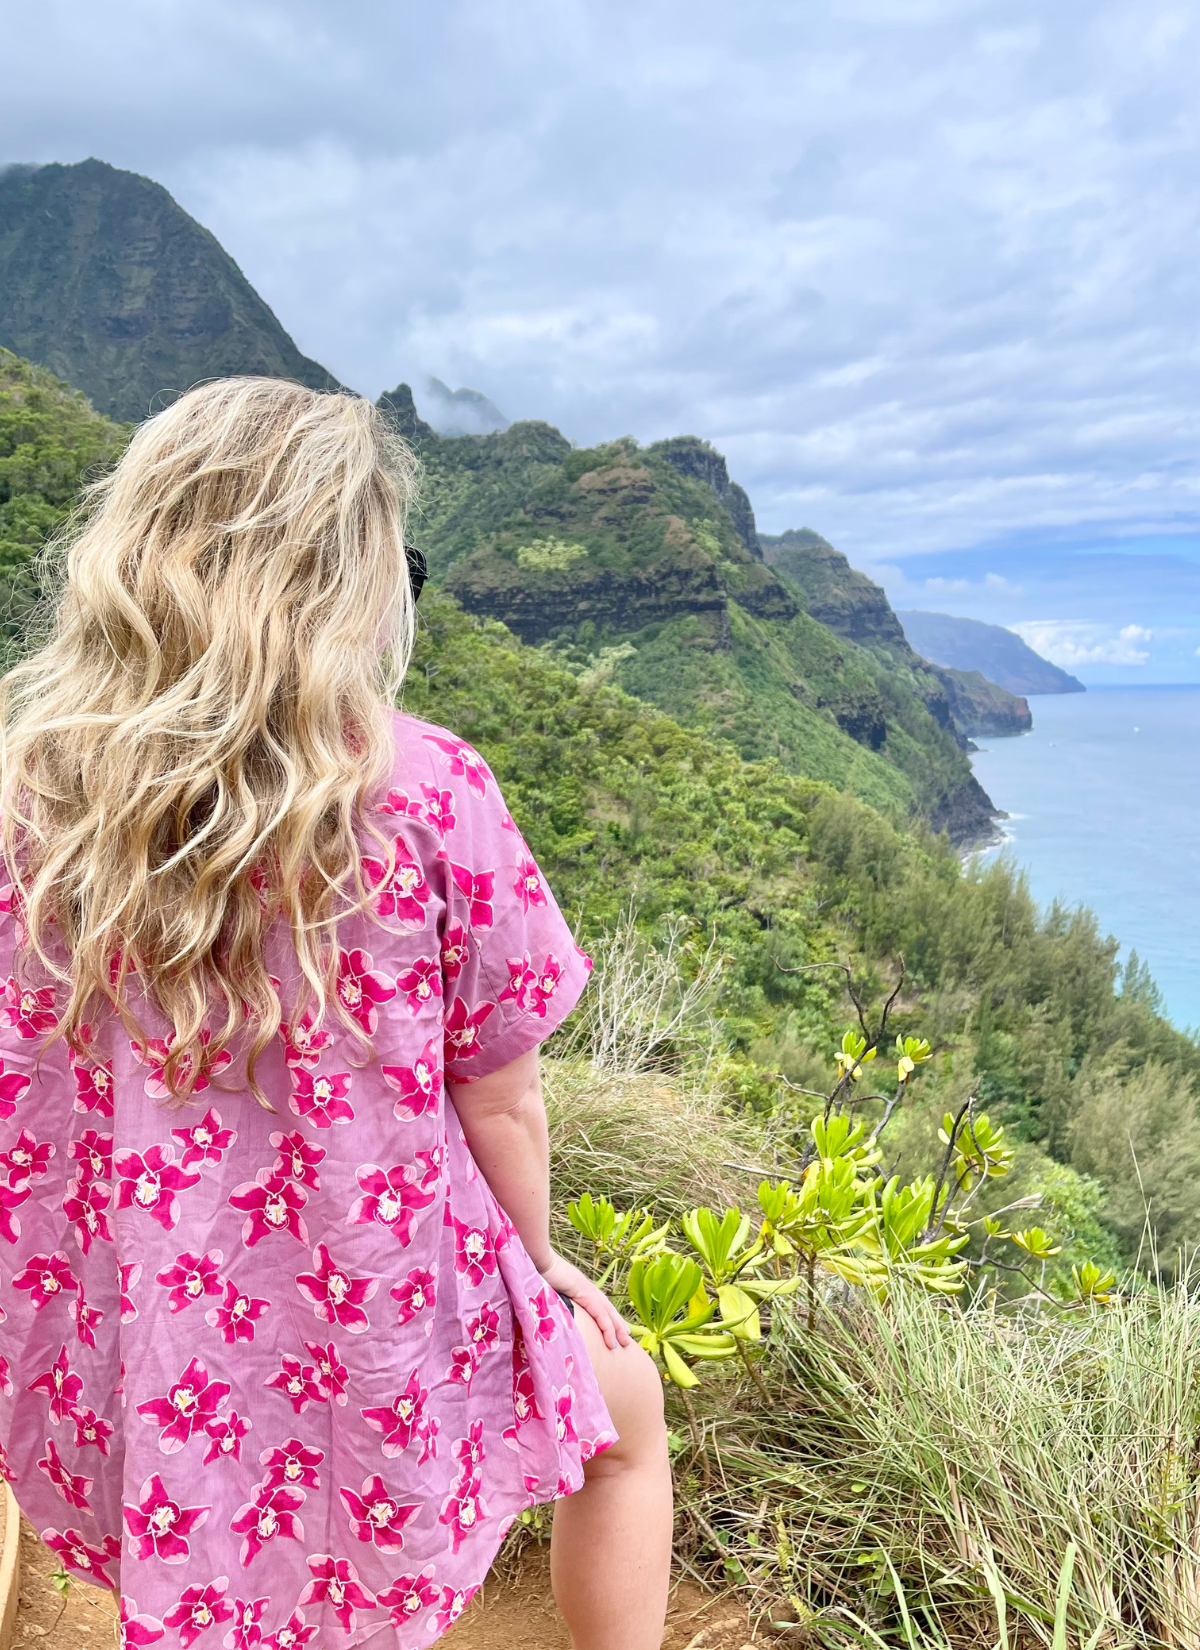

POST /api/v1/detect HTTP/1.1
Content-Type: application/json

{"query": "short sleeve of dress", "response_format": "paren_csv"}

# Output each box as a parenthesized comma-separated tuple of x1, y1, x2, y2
(410, 725, 593, 1082)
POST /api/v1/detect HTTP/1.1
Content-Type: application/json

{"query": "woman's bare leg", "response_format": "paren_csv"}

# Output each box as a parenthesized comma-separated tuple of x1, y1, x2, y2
(550, 1312, 673, 1650)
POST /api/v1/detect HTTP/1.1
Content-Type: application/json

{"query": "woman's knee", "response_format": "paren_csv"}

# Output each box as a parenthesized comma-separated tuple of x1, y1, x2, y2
(574, 1314, 667, 1471)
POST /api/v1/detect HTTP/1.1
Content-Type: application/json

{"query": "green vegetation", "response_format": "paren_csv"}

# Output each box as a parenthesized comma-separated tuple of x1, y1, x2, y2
(0, 347, 128, 656)
(399, 414, 1000, 843)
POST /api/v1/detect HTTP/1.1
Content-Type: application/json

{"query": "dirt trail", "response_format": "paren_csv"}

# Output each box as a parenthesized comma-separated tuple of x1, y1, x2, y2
(12, 1521, 759, 1648)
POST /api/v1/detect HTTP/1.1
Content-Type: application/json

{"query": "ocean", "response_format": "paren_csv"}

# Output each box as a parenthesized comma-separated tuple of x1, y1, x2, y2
(969, 686, 1200, 1032)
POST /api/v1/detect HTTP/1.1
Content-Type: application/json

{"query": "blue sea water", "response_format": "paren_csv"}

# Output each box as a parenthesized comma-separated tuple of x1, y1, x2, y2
(969, 687, 1200, 1032)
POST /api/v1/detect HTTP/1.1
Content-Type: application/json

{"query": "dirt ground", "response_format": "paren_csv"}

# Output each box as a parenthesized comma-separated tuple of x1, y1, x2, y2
(11, 1520, 759, 1648)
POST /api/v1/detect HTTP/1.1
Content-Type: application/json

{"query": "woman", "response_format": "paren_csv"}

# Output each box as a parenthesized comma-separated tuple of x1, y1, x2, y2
(0, 380, 671, 1649)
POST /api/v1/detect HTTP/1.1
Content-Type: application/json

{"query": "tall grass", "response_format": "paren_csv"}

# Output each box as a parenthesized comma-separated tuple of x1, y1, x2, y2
(546, 1061, 1200, 1648)
(541, 914, 1200, 1646)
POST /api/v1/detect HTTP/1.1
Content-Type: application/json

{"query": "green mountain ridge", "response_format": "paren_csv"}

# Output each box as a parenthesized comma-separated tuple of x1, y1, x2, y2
(387, 408, 1002, 843)
(0, 159, 341, 421)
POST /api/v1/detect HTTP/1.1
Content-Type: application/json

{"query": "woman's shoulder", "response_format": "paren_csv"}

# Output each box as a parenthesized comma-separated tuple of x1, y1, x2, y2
(372, 711, 501, 831)
(386, 710, 491, 779)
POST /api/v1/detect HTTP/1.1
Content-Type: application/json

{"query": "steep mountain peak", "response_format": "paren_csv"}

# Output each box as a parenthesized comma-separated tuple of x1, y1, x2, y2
(760, 527, 909, 649)
(0, 158, 341, 421)
(648, 435, 761, 558)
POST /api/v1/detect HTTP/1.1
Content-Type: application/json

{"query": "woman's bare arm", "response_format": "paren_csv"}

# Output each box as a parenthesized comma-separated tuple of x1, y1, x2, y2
(448, 1049, 630, 1349)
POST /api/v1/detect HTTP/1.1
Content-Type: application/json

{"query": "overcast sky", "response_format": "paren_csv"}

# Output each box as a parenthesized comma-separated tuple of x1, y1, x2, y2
(6, 0, 1200, 678)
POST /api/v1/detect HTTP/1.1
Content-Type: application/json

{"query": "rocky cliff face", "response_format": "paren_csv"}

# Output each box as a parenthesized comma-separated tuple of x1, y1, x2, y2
(761, 528, 910, 648)
(384, 411, 1002, 845)
(0, 160, 340, 420)
(934, 667, 1032, 738)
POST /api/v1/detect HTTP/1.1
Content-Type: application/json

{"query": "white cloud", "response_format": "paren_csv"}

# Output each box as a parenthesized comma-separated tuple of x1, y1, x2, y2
(5, 2, 1200, 555)
(1011, 620, 1153, 666)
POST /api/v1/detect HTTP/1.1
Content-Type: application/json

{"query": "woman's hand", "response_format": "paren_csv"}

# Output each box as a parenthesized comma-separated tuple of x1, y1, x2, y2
(538, 1251, 632, 1351)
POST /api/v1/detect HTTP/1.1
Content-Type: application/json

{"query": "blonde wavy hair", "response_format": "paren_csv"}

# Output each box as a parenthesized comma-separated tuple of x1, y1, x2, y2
(0, 376, 418, 1102)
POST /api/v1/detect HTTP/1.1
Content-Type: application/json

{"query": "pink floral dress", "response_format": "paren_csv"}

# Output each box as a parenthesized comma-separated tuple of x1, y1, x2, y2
(0, 713, 615, 1649)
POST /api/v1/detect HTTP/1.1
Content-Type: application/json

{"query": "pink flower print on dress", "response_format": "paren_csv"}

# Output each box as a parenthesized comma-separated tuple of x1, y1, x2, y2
(466, 1300, 501, 1359)
(432, 1584, 478, 1633)
(528, 1286, 560, 1345)
(346, 1160, 437, 1246)
(297, 1554, 377, 1635)
(444, 997, 496, 1064)
(263, 1356, 324, 1416)
(441, 922, 469, 980)
(1, 1355, 15, 1396)
(229, 1171, 309, 1246)
(394, 954, 442, 1015)
(163, 1580, 235, 1648)
(0, 1127, 53, 1185)
(262, 1609, 319, 1649)
(229, 1482, 306, 1567)
(69, 1049, 114, 1117)
(532, 955, 566, 1017)
(439, 1471, 490, 1554)
(124, 1472, 211, 1563)
(360, 1369, 428, 1458)
(171, 1108, 237, 1171)
(70, 1293, 104, 1349)
(339, 1473, 420, 1552)
(202, 1411, 251, 1465)
(513, 856, 547, 914)
(335, 946, 396, 1035)
(390, 1266, 437, 1328)
(446, 1206, 499, 1288)
(302, 1340, 348, 1406)
(28, 1343, 83, 1423)
(382, 1035, 441, 1119)
(362, 835, 430, 926)
(113, 1143, 201, 1232)
(68, 1128, 113, 1182)
(133, 1031, 232, 1102)
(0, 976, 57, 1038)
(223, 1596, 269, 1650)
(294, 1242, 378, 1334)
(118, 1597, 166, 1646)
(450, 862, 495, 929)
(446, 1344, 480, 1389)
(379, 786, 427, 823)
(71, 1407, 113, 1455)
(499, 951, 538, 1012)
(280, 1010, 332, 1072)
(0, 1059, 31, 1121)
(452, 1419, 486, 1476)
(156, 1249, 224, 1313)
(377, 1566, 439, 1627)
(119, 1261, 142, 1323)
(43, 1526, 121, 1588)
(287, 1069, 354, 1129)
(206, 1280, 270, 1344)
(259, 1439, 323, 1492)
(136, 1355, 231, 1454)
(420, 782, 457, 837)
(423, 732, 491, 797)
(38, 1436, 93, 1509)
(552, 1384, 579, 1449)
(62, 1177, 113, 1253)
(269, 1130, 324, 1190)
(12, 1250, 79, 1310)
(0, 1181, 30, 1244)
(505, 1327, 544, 1442)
